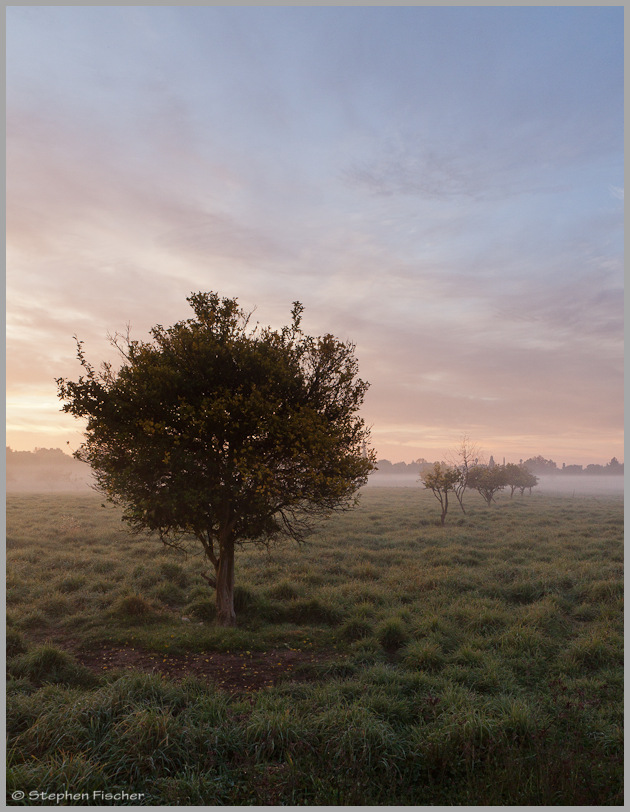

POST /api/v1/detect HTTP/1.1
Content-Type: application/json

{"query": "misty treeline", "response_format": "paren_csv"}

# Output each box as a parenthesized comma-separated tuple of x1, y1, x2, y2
(376, 454, 624, 476)
(6, 447, 624, 488)
(6, 447, 93, 491)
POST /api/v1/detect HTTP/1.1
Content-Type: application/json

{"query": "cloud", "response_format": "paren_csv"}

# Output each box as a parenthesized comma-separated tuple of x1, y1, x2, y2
(6, 8, 623, 465)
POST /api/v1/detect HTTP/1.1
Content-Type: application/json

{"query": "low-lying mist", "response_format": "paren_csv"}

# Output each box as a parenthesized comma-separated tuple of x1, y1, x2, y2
(6, 471, 95, 493)
(366, 471, 624, 496)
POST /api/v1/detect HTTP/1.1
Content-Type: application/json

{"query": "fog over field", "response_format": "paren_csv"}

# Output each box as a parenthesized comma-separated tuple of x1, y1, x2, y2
(367, 472, 624, 496)
(6, 462, 624, 497)
(6, 467, 94, 493)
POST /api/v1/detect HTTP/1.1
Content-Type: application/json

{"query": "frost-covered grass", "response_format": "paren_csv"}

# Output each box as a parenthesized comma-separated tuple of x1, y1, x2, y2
(6, 487, 623, 805)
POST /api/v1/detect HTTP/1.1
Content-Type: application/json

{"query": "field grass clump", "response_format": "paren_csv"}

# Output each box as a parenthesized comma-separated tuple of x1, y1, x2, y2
(376, 617, 409, 652)
(284, 598, 342, 626)
(5, 488, 623, 806)
(340, 617, 373, 641)
(183, 598, 216, 622)
(110, 593, 161, 622)
(561, 628, 624, 673)
(7, 628, 28, 658)
(150, 582, 189, 607)
(8, 645, 100, 689)
(267, 578, 302, 601)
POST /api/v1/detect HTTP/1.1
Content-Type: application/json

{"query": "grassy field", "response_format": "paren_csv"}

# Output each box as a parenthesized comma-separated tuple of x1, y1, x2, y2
(6, 486, 624, 805)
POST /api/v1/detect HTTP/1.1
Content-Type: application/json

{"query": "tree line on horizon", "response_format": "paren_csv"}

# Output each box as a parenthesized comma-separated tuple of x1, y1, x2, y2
(375, 454, 624, 476)
(6, 448, 624, 477)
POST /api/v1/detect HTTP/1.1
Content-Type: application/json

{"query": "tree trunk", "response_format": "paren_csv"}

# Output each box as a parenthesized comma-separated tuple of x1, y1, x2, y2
(215, 535, 236, 626)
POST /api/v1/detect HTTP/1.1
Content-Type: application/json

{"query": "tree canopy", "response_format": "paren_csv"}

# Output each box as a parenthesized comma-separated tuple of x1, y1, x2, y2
(466, 464, 508, 505)
(57, 292, 376, 624)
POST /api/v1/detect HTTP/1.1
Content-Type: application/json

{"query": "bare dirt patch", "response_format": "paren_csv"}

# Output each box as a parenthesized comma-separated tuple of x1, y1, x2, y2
(71, 644, 328, 692)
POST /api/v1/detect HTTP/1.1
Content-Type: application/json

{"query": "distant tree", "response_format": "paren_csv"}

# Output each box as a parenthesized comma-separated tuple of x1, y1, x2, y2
(516, 467, 539, 496)
(522, 455, 558, 475)
(420, 462, 462, 525)
(605, 457, 623, 475)
(57, 292, 376, 626)
(447, 434, 482, 514)
(503, 463, 538, 497)
(467, 464, 508, 505)
(585, 464, 605, 475)
(503, 463, 523, 497)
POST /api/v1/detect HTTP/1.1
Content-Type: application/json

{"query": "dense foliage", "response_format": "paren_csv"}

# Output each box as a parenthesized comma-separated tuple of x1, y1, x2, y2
(56, 292, 375, 623)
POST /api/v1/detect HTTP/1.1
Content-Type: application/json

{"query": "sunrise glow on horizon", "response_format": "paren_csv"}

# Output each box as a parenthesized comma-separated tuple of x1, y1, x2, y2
(6, 6, 623, 468)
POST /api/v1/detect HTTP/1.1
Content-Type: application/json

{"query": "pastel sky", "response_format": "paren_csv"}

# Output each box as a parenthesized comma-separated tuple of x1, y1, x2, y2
(6, 6, 624, 465)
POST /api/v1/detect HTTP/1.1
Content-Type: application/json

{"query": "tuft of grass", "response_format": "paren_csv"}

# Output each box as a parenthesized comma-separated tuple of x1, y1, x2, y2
(183, 598, 217, 622)
(268, 579, 302, 601)
(233, 585, 258, 613)
(562, 629, 623, 674)
(159, 561, 190, 589)
(376, 618, 409, 652)
(285, 598, 342, 626)
(340, 617, 373, 642)
(401, 640, 445, 671)
(58, 574, 88, 593)
(8, 645, 100, 688)
(110, 593, 161, 622)
(7, 628, 28, 658)
(150, 582, 188, 607)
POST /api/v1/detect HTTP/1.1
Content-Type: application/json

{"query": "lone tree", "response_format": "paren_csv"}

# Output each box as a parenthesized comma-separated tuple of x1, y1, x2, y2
(57, 292, 376, 625)
(420, 462, 462, 526)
